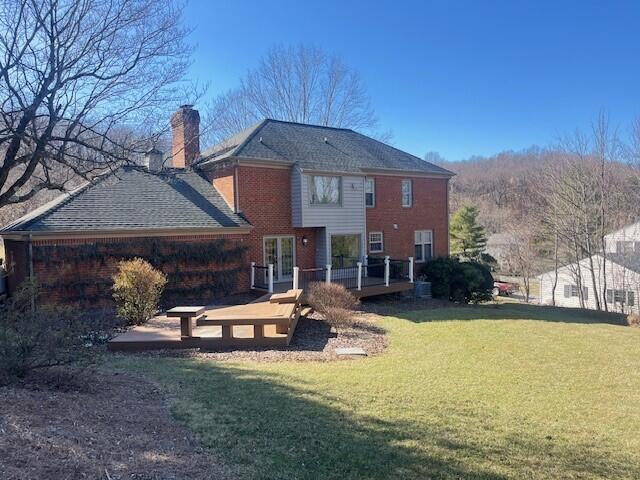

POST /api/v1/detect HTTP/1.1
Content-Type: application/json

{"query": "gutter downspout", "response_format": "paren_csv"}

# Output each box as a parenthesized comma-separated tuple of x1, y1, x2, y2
(28, 234, 34, 279)
(28, 233, 35, 310)
(234, 163, 240, 213)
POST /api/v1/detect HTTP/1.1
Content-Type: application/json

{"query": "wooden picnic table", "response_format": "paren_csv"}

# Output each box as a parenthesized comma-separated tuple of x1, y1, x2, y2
(166, 306, 205, 339)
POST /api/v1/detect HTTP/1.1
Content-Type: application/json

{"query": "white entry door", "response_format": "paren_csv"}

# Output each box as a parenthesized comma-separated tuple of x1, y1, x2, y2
(263, 236, 295, 282)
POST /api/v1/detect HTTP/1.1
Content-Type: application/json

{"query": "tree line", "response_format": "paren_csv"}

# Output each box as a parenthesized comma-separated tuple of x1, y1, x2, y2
(436, 113, 640, 308)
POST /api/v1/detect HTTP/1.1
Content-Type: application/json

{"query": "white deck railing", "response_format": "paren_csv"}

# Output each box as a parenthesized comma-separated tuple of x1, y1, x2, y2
(251, 256, 414, 292)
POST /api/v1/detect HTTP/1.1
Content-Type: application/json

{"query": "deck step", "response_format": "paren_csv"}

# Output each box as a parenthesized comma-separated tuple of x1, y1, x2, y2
(300, 307, 313, 317)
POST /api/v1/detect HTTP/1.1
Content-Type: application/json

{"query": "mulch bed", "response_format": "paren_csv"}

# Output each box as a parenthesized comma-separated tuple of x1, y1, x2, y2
(0, 369, 234, 480)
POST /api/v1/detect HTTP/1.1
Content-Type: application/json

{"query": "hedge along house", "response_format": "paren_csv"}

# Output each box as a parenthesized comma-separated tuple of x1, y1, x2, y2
(1, 105, 454, 304)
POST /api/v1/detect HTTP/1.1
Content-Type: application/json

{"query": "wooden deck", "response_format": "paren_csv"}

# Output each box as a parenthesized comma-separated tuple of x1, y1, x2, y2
(108, 294, 302, 353)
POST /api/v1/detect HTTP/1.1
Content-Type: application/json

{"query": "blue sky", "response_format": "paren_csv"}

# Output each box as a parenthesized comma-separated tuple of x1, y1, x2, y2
(184, 0, 640, 160)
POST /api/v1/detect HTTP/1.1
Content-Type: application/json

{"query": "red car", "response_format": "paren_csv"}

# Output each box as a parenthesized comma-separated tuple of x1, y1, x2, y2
(493, 281, 518, 296)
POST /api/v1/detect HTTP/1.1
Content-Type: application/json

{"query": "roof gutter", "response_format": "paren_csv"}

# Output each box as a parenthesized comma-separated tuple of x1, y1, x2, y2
(0, 225, 253, 241)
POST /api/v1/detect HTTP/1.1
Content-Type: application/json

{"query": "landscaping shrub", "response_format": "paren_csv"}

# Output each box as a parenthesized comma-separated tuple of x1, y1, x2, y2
(112, 258, 167, 325)
(307, 282, 358, 328)
(421, 256, 493, 304)
(0, 280, 95, 385)
(627, 313, 640, 327)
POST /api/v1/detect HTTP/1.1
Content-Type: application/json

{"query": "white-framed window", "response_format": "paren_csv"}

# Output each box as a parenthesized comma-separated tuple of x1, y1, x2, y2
(414, 230, 433, 262)
(368, 232, 384, 253)
(365, 177, 375, 207)
(401, 179, 412, 207)
(310, 175, 341, 205)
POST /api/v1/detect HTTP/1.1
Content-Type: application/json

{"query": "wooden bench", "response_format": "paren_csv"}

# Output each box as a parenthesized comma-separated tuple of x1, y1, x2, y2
(197, 295, 303, 344)
(166, 306, 206, 339)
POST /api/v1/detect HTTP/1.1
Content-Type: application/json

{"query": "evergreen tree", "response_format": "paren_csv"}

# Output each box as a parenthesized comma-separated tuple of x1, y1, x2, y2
(450, 204, 488, 261)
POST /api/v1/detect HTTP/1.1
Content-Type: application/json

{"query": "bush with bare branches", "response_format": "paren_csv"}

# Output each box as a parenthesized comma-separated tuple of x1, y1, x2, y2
(627, 313, 640, 327)
(306, 282, 358, 329)
(0, 280, 97, 384)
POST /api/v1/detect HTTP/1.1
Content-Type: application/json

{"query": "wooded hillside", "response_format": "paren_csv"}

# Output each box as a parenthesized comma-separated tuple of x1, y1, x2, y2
(438, 147, 640, 235)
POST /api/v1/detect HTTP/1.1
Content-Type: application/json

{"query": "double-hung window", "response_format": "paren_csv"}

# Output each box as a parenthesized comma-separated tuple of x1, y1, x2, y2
(369, 232, 384, 253)
(365, 178, 375, 207)
(401, 179, 412, 207)
(564, 285, 588, 299)
(414, 230, 433, 262)
(607, 289, 635, 306)
(310, 175, 341, 205)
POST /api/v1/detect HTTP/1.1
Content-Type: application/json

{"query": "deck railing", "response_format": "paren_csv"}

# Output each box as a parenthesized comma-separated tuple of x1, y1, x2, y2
(250, 262, 272, 292)
(252, 256, 414, 293)
(297, 267, 327, 291)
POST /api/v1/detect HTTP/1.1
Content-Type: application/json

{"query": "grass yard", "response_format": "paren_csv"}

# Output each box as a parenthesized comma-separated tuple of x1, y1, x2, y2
(109, 304, 640, 480)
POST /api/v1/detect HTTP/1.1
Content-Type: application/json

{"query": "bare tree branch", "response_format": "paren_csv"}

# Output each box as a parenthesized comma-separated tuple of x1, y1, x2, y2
(0, 0, 194, 209)
(203, 45, 380, 146)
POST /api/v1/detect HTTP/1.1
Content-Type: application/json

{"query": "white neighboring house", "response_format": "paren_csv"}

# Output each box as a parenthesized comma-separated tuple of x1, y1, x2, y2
(538, 221, 640, 314)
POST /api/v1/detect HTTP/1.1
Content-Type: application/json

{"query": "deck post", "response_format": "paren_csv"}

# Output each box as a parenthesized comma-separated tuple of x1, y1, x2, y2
(384, 256, 390, 287)
(268, 263, 274, 293)
(357, 262, 362, 290)
(250, 261, 256, 289)
(326, 264, 332, 284)
(408, 256, 414, 283)
(293, 266, 299, 290)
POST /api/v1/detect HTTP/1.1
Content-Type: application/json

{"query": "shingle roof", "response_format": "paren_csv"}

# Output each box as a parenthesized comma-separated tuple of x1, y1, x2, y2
(607, 253, 640, 274)
(1, 167, 250, 234)
(200, 119, 454, 176)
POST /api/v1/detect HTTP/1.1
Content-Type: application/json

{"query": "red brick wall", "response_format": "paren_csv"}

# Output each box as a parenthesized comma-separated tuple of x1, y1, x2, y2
(365, 175, 449, 260)
(14, 234, 250, 305)
(212, 165, 236, 210)
(207, 165, 318, 270)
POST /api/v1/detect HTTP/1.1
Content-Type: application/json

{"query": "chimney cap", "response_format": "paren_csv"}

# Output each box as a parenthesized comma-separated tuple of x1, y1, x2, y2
(179, 104, 194, 110)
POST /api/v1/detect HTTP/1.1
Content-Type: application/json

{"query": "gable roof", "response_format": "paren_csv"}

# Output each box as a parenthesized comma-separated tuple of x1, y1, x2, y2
(1, 167, 250, 235)
(606, 253, 640, 274)
(199, 119, 454, 176)
(538, 252, 640, 278)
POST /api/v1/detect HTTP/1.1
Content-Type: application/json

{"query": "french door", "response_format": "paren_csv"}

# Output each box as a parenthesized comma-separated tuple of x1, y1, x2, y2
(263, 236, 295, 282)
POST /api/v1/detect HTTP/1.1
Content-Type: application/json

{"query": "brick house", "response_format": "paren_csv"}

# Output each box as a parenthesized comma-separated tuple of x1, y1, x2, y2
(1, 106, 454, 303)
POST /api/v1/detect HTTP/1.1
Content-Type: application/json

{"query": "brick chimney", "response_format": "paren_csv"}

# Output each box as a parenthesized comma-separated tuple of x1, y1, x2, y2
(170, 105, 200, 168)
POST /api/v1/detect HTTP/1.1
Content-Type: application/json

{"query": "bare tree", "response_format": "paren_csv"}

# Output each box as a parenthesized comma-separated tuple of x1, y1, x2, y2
(203, 45, 379, 145)
(501, 223, 538, 302)
(0, 0, 192, 209)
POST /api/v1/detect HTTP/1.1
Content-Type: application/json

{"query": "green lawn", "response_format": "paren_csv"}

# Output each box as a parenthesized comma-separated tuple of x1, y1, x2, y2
(109, 304, 640, 480)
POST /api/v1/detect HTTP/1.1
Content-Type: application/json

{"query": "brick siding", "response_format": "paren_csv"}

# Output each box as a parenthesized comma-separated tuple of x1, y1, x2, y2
(6, 234, 250, 305)
(365, 175, 450, 261)
(207, 165, 318, 270)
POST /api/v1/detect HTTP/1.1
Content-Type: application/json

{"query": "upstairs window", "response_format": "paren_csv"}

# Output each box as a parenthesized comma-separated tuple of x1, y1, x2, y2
(401, 179, 412, 207)
(365, 178, 375, 207)
(310, 175, 341, 205)
(617, 241, 636, 254)
(414, 230, 433, 263)
(369, 232, 384, 253)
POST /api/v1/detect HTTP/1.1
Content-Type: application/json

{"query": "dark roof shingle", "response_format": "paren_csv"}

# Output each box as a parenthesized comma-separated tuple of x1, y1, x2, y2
(1, 167, 250, 234)
(607, 253, 640, 274)
(200, 119, 454, 176)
